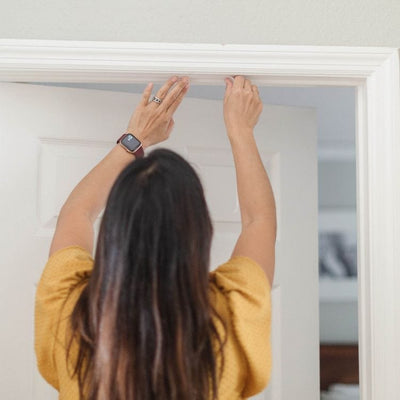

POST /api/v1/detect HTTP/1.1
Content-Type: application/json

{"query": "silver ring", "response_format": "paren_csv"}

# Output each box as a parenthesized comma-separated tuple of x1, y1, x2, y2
(151, 95, 162, 104)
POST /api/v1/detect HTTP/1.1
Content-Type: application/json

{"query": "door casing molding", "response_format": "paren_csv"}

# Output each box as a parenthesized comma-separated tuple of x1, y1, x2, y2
(1, 39, 399, 400)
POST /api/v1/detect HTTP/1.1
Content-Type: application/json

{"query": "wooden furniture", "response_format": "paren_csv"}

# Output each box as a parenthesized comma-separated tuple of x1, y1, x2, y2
(320, 344, 359, 391)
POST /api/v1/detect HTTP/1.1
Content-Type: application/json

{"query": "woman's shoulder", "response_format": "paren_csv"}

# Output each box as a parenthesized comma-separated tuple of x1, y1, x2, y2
(35, 245, 94, 391)
(38, 245, 94, 290)
(209, 255, 271, 296)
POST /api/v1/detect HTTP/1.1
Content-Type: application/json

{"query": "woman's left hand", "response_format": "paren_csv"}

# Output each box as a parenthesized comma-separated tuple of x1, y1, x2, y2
(126, 76, 190, 148)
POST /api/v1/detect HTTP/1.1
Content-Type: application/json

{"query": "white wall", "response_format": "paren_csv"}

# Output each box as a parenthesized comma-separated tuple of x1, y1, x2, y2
(0, 0, 400, 47)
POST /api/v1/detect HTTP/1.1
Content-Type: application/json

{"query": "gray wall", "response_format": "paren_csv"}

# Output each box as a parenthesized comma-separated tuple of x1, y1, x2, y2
(318, 160, 356, 209)
(1, 0, 400, 47)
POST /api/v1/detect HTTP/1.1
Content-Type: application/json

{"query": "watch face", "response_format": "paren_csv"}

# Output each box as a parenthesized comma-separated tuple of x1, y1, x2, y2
(121, 134, 141, 152)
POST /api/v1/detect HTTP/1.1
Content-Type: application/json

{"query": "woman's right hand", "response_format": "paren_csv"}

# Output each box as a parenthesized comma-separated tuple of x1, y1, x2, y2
(223, 76, 263, 138)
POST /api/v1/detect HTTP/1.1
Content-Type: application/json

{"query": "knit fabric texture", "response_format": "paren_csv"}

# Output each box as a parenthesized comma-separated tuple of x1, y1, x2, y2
(35, 245, 272, 399)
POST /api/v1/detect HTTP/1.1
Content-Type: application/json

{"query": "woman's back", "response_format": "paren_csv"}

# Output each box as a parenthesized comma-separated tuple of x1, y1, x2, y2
(35, 246, 271, 400)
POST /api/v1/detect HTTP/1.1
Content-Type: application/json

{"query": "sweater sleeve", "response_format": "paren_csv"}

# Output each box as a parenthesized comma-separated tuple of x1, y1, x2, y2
(209, 256, 272, 398)
(34, 245, 94, 389)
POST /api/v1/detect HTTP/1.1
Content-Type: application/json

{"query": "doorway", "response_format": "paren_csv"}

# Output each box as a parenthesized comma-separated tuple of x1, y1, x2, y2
(35, 81, 360, 400)
(0, 40, 399, 400)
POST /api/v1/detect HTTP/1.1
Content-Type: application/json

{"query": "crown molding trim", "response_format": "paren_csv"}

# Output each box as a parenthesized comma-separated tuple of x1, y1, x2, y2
(0, 39, 396, 85)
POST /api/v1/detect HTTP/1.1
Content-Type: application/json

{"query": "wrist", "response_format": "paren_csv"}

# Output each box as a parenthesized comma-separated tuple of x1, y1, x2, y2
(112, 144, 137, 161)
(125, 128, 150, 149)
(116, 131, 148, 159)
(134, 133, 150, 150)
(227, 127, 254, 145)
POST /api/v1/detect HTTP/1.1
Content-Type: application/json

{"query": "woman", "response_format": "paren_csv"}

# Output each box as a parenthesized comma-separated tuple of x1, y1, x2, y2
(35, 75, 276, 400)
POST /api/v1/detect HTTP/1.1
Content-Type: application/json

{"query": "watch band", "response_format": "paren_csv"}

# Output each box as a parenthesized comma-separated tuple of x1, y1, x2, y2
(116, 133, 126, 144)
(116, 133, 145, 158)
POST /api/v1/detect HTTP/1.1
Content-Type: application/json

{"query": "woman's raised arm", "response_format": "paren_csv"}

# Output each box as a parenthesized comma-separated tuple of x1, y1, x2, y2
(223, 76, 277, 287)
(48, 76, 190, 257)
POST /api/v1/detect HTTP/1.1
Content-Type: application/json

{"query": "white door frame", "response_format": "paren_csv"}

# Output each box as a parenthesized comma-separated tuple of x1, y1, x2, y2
(1, 40, 399, 400)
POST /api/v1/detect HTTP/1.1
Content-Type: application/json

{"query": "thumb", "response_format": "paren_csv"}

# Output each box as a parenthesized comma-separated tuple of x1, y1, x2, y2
(224, 77, 233, 98)
(225, 77, 233, 88)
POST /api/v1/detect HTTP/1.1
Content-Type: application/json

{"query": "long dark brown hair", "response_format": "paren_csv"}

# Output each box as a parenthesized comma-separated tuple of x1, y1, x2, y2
(66, 148, 227, 400)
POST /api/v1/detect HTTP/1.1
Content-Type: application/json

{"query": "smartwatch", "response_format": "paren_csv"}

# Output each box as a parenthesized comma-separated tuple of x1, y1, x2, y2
(116, 133, 144, 158)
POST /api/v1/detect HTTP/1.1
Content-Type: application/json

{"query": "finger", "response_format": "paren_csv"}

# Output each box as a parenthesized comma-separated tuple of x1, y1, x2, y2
(166, 84, 189, 116)
(224, 77, 233, 98)
(252, 84, 260, 97)
(233, 75, 245, 89)
(151, 76, 179, 104)
(252, 85, 263, 110)
(244, 78, 252, 91)
(140, 82, 154, 106)
(160, 77, 189, 112)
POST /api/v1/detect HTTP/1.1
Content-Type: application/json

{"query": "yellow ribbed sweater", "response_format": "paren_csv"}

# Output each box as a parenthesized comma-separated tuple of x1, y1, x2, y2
(35, 246, 272, 399)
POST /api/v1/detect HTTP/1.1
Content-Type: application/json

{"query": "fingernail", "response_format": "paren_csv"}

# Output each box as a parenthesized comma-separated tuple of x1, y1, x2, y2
(171, 76, 178, 82)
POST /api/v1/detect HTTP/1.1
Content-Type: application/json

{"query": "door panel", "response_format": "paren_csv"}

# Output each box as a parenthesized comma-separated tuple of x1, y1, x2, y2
(0, 82, 318, 399)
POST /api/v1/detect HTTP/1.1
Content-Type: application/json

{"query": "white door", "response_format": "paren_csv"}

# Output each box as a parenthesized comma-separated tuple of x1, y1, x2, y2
(0, 82, 318, 400)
